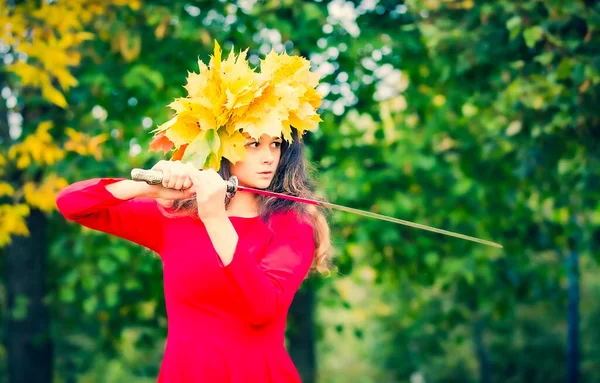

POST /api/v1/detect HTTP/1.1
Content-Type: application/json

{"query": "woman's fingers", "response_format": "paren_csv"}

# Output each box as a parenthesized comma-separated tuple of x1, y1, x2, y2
(182, 176, 193, 190)
(152, 185, 194, 200)
(166, 161, 186, 189)
(191, 169, 227, 219)
(173, 173, 187, 190)
(166, 169, 179, 188)
(162, 167, 172, 188)
(181, 163, 197, 190)
(150, 160, 199, 190)
(191, 169, 225, 198)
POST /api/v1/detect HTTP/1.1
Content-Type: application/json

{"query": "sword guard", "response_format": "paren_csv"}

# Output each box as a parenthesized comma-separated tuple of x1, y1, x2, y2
(226, 176, 238, 199)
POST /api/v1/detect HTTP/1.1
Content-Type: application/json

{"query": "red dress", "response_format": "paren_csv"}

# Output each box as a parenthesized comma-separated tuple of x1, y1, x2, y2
(56, 178, 315, 382)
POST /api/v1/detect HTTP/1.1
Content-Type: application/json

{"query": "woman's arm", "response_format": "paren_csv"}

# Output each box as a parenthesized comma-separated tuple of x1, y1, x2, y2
(202, 213, 238, 266)
(105, 179, 153, 200)
(204, 212, 315, 326)
(56, 178, 167, 254)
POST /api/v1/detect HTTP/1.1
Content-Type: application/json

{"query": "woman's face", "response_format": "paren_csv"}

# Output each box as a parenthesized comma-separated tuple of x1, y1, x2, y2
(230, 133, 283, 189)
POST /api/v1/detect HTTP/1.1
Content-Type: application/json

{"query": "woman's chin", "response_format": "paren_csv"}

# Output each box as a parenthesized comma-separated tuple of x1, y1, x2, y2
(241, 178, 273, 190)
(254, 180, 273, 189)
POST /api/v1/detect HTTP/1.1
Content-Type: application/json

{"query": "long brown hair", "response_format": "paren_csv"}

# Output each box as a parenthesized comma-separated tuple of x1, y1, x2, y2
(159, 129, 334, 275)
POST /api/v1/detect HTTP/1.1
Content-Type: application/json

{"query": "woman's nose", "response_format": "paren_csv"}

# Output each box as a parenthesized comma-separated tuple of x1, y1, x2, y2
(261, 146, 273, 163)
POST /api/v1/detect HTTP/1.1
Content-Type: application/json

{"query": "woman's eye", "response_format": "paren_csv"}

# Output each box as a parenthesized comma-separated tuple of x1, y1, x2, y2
(272, 142, 282, 148)
(247, 142, 258, 148)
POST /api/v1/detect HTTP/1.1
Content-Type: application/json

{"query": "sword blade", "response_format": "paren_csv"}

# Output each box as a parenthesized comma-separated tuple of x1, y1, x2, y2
(130, 168, 502, 249)
(237, 186, 503, 249)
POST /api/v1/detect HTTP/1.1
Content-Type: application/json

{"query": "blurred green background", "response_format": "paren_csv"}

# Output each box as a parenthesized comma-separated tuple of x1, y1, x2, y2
(1, 0, 599, 382)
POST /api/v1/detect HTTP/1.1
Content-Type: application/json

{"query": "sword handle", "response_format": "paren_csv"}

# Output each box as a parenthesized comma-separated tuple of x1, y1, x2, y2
(131, 168, 239, 198)
(131, 168, 163, 185)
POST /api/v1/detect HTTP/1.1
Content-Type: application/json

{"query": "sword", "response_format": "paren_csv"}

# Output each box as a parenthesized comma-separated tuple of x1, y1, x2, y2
(131, 168, 503, 249)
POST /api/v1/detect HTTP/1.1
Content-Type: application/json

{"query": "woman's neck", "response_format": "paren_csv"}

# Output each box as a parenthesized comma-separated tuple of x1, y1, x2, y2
(226, 191, 259, 218)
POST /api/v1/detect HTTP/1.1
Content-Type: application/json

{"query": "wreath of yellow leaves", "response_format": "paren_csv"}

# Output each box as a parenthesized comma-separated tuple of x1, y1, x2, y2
(148, 40, 323, 170)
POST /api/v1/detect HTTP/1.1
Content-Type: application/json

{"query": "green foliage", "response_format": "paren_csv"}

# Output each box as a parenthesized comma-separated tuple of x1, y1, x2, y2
(1, 0, 599, 382)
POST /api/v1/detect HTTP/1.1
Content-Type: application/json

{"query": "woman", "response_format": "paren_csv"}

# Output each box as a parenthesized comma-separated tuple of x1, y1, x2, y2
(55, 126, 333, 381)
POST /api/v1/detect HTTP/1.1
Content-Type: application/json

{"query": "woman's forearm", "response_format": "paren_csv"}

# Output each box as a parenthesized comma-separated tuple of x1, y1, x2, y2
(105, 180, 153, 200)
(203, 214, 238, 266)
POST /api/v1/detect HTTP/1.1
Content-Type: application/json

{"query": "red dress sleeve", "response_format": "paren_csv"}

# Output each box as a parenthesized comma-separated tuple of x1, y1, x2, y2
(220, 212, 315, 326)
(55, 178, 166, 254)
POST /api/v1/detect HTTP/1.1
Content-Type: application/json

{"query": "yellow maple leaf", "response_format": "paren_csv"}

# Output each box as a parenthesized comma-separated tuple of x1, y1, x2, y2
(7, 61, 46, 88)
(16, 155, 31, 169)
(0, 182, 15, 197)
(0, 204, 31, 247)
(41, 79, 68, 108)
(52, 67, 79, 90)
(211, 40, 223, 71)
(111, 0, 141, 10)
(64, 127, 107, 160)
(184, 71, 210, 99)
(64, 127, 87, 154)
(164, 115, 201, 147)
(181, 129, 218, 169)
(260, 50, 310, 84)
(152, 115, 177, 134)
(219, 129, 247, 164)
(87, 134, 108, 160)
(23, 173, 69, 213)
(9, 121, 65, 168)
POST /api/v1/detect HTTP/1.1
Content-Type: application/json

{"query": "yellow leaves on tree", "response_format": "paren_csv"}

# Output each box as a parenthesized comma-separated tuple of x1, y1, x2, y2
(0, 119, 101, 248)
(1, 0, 135, 108)
(0, 171, 68, 243)
(111, 0, 142, 11)
(149, 40, 323, 170)
(64, 128, 109, 160)
(8, 121, 65, 169)
(0, 182, 15, 197)
(23, 173, 69, 213)
(0, 204, 30, 247)
(115, 31, 142, 63)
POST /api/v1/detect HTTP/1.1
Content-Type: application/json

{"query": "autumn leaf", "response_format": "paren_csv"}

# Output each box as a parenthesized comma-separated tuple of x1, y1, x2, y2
(9, 121, 65, 169)
(219, 129, 247, 164)
(171, 144, 188, 161)
(181, 129, 222, 169)
(0, 182, 15, 197)
(23, 173, 69, 213)
(181, 130, 212, 169)
(148, 132, 174, 154)
(164, 116, 202, 147)
(0, 204, 31, 247)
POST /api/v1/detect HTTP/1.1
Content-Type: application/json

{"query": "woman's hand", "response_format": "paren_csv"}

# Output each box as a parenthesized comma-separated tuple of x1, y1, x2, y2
(145, 160, 197, 203)
(189, 168, 228, 221)
(144, 160, 227, 218)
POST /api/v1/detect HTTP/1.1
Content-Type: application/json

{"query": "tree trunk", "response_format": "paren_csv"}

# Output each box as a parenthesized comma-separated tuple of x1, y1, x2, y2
(6, 208, 53, 383)
(287, 279, 317, 383)
(566, 246, 580, 383)
(473, 318, 491, 383)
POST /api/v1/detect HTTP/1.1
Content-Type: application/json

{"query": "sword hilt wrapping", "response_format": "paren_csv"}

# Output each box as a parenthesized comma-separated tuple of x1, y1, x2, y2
(130, 168, 239, 198)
